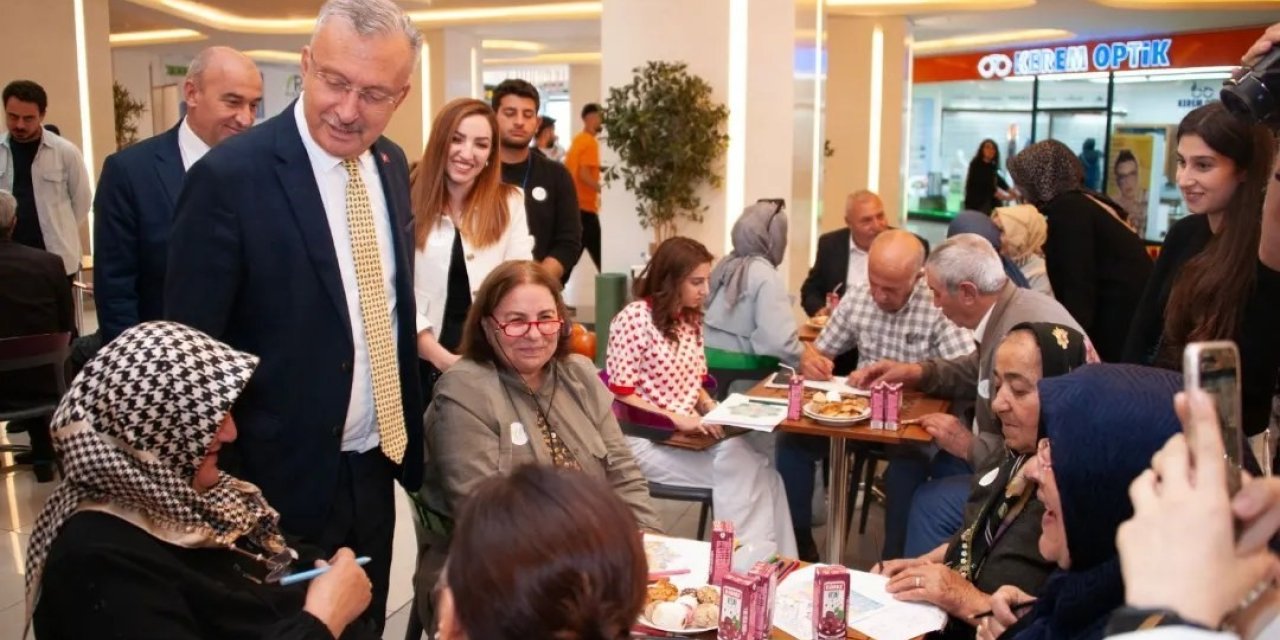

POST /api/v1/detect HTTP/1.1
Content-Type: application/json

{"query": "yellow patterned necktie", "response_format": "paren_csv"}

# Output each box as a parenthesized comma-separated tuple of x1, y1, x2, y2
(341, 158, 407, 464)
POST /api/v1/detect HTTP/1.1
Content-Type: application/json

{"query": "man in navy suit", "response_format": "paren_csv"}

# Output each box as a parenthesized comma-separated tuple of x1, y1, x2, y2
(94, 47, 262, 344)
(164, 1, 422, 630)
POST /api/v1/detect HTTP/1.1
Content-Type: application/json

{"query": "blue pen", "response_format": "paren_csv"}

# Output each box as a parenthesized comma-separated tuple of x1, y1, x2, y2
(279, 556, 372, 586)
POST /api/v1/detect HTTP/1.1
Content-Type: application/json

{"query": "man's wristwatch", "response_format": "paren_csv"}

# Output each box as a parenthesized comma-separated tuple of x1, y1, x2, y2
(1105, 607, 1212, 635)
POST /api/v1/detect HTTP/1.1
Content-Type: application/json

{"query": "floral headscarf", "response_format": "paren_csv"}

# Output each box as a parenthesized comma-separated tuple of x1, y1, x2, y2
(1006, 140, 1086, 209)
(993, 204, 1048, 262)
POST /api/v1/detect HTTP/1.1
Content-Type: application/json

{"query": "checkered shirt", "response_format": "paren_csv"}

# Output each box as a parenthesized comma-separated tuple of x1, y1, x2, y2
(814, 279, 974, 367)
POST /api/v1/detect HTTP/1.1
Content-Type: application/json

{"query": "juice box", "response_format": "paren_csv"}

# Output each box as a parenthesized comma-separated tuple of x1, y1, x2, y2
(748, 562, 779, 639)
(813, 565, 850, 640)
(884, 382, 903, 431)
(870, 381, 887, 429)
(718, 573, 759, 640)
(709, 520, 735, 586)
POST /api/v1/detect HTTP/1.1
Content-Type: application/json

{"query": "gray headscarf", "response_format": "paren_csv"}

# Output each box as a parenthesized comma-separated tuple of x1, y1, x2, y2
(708, 202, 788, 309)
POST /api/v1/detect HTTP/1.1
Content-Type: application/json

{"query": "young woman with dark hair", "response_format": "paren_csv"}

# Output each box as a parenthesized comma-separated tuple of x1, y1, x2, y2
(412, 98, 534, 398)
(435, 465, 648, 640)
(964, 138, 1012, 215)
(607, 236, 796, 561)
(1122, 101, 1280, 438)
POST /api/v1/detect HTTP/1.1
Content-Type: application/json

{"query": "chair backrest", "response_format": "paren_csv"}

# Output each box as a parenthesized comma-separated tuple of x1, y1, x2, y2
(596, 369, 677, 435)
(0, 332, 73, 393)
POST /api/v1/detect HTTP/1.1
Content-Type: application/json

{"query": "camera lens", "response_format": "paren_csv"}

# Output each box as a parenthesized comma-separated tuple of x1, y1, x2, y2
(1221, 75, 1277, 122)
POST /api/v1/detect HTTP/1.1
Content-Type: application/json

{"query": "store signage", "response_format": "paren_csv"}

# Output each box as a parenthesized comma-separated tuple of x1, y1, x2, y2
(975, 39, 1172, 79)
(914, 26, 1262, 84)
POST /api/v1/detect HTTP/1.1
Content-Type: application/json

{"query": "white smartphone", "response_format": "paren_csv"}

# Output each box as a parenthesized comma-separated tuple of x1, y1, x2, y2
(1183, 341, 1245, 496)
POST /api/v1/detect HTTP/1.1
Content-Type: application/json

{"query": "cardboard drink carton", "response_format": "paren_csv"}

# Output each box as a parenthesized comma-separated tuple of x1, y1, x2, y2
(718, 573, 759, 640)
(709, 520, 735, 586)
(813, 565, 850, 640)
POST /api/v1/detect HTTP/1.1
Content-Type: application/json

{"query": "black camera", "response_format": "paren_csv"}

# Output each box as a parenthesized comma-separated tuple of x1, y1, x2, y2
(1222, 48, 1280, 128)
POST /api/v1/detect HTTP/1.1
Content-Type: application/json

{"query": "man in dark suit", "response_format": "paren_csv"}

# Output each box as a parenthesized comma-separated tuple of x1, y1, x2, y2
(0, 190, 73, 481)
(164, 1, 423, 630)
(94, 47, 262, 345)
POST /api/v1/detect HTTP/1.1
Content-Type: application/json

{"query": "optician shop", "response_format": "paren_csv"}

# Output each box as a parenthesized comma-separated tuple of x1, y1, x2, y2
(906, 25, 1268, 243)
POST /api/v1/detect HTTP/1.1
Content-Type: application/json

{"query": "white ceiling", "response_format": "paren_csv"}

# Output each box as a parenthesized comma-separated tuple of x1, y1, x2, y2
(106, 0, 1279, 61)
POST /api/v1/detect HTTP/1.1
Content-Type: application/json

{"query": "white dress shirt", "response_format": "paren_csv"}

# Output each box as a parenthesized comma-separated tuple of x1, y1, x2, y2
(414, 191, 534, 335)
(293, 98, 398, 453)
(177, 117, 211, 170)
(846, 235, 870, 291)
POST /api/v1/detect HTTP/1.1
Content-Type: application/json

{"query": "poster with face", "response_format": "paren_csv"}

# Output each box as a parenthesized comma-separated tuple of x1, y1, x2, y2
(1107, 133, 1155, 237)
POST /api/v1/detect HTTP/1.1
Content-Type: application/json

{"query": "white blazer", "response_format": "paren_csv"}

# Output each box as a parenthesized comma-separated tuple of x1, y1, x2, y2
(414, 189, 535, 335)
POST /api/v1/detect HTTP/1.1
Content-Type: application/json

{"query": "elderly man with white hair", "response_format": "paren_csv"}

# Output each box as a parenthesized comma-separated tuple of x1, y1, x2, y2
(853, 233, 1090, 557)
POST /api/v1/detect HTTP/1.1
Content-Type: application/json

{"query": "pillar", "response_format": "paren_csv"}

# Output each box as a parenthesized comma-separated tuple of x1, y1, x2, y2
(568, 63, 601, 135)
(384, 27, 482, 159)
(822, 15, 910, 229)
(599, 0, 796, 273)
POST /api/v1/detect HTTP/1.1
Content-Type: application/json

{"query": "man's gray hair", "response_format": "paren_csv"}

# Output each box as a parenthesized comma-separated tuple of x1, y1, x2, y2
(0, 190, 16, 236)
(314, 0, 424, 60)
(925, 233, 1008, 294)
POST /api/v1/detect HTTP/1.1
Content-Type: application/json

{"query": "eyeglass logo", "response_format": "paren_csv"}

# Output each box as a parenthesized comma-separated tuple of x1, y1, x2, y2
(978, 54, 1014, 79)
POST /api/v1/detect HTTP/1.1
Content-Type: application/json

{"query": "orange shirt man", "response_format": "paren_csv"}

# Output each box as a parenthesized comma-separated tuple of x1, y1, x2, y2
(565, 103, 603, 271)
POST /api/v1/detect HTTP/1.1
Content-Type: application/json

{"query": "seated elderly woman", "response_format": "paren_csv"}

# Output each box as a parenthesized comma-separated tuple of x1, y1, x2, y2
(435, 464, 647, 640)
(978, 364, 1184, 640)
(28, 322, 375, 640)
(874, 323, 1088, 635)
(992, 205, 1053, 297)
(949, 210, 1031, 289)
(703, 201, 803, 373)
(418, 260, 662, 622)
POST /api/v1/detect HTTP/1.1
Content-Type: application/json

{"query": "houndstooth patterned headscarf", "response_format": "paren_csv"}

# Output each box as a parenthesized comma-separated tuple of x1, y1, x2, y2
(23, 322, 287, 618)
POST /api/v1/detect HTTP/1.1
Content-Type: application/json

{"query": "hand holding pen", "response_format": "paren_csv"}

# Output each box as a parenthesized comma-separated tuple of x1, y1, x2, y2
(975, 585, 1036, 640)
(301, 548, 373, 639)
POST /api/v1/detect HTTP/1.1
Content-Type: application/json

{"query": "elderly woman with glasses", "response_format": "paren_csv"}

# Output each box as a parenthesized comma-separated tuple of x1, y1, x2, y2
(977, 364, 1184, 640)
(414, 260, 661, 626)
(873, 323, 1090, 637)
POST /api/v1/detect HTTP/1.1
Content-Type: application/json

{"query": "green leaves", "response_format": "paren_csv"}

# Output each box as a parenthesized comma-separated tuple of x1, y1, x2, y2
(602, 61, 729, 241)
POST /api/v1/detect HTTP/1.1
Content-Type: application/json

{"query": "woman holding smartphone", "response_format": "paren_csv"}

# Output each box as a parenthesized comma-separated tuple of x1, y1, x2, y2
(412, 98, 534, 399)
(1121, 101, 1280, 439)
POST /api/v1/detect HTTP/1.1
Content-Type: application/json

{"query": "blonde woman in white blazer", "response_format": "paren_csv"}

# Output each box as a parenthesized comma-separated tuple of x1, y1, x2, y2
(412, 98, 534, 396)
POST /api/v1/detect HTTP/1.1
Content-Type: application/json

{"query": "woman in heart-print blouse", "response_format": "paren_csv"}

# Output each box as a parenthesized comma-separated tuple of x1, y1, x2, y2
(606, 236, 797, 561)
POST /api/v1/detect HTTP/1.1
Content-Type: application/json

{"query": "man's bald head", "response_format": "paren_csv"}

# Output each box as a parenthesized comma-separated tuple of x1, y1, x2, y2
(866, 230, 926, 313)
(184, 46, 263, 147)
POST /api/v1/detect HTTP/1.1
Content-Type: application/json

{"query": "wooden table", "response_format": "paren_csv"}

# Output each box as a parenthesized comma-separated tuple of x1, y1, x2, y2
(744, 380, 949, 564)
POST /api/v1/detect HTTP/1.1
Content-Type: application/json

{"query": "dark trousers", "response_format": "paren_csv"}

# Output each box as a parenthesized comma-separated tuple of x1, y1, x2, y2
(311, 448, 396, 633)
(581, 210, 601, 271)
(882, 448, 971, 560)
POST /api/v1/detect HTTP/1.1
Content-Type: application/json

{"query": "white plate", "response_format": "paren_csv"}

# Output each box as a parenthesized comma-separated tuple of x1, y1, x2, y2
(636, 613, 717, 634)
(803, 401, 870, 426)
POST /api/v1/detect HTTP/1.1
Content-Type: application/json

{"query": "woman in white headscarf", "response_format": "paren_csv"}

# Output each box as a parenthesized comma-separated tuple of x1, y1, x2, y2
(993, 204, 1054, 297)
(27, 322, 376, 640)
(703, 201, 803, 368)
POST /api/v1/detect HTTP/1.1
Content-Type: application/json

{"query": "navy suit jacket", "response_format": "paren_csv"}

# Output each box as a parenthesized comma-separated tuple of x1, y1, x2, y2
(164, 105, 423, 538)
(93, 124, 185, 343)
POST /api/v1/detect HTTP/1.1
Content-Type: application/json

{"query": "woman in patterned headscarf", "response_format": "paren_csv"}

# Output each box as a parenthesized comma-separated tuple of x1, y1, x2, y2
(1006, 140, 1152, 362)
(992, 204, 1053, 297)
(876, 322, 1095, 638)
(27, 322, 376, 640)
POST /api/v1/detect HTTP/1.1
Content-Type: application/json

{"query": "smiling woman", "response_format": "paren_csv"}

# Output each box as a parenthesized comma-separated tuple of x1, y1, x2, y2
(410, 98, 535, 399)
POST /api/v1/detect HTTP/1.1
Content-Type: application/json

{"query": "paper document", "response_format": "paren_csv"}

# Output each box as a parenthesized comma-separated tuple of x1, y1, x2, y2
(763, 374, 869, 396)
(701, 393, 787, 431)
(771, 565, 947, 640)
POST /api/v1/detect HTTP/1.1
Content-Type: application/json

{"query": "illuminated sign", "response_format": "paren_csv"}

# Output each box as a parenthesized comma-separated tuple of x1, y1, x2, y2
(975, 39, 1172, 78)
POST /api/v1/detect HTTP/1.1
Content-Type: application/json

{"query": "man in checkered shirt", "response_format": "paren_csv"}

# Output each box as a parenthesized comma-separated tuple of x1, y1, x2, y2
(780, 230, 973, 561)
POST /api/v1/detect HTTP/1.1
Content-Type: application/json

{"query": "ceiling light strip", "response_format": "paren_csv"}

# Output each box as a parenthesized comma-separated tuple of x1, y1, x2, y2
(809, 0, 826, 266)
(914, 29, 1074, 54)
(867, 24, 884, 194)
(109, 28, 206, 46)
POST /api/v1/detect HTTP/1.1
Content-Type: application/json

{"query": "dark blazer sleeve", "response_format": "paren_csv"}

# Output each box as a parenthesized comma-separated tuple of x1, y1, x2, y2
(93, 153, 141, 343)
(163, 157, 243, 338)
(1042, 199, 1098, 332)
(801, 234, 833, 316)
(547, 162, 583, 269)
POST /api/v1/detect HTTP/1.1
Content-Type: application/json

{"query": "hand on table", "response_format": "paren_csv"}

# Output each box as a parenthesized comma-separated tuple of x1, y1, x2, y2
(871, 556, 929, 578)
(303, 547, 373, 639)
(885, 562, 985, 618)
(801, 348, 835, 381)
(921, 413, 973, 460)
(1117, 390, 1280, 628)
(847, 360, 922, 389)
(976, 585, 1035, 640)
(672, 413, 724, 439)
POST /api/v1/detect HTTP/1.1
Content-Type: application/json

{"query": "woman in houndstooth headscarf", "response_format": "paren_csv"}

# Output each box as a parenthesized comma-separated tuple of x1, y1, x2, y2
(26, 322, 376, 640)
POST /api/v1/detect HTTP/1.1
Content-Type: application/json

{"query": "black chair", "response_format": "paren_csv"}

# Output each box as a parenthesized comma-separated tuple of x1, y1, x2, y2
(845, 443, 886, 538)
(0, 332, 72, 481)
(648, 482, 713, 540)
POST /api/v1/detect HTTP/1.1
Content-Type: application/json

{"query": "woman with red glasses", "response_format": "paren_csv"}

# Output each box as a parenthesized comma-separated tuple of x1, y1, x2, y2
(413, 260, 661, 628)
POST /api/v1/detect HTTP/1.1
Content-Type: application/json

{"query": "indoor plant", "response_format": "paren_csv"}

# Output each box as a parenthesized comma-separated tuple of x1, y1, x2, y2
(602, 61, 729, 243)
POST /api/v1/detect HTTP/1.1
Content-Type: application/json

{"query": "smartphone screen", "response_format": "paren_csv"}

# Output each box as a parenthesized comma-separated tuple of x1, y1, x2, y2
(1184, 342, 1245, 496)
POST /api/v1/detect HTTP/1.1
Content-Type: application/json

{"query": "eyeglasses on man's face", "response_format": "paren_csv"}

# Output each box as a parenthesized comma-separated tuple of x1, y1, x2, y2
(308, 52, 404, 113)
